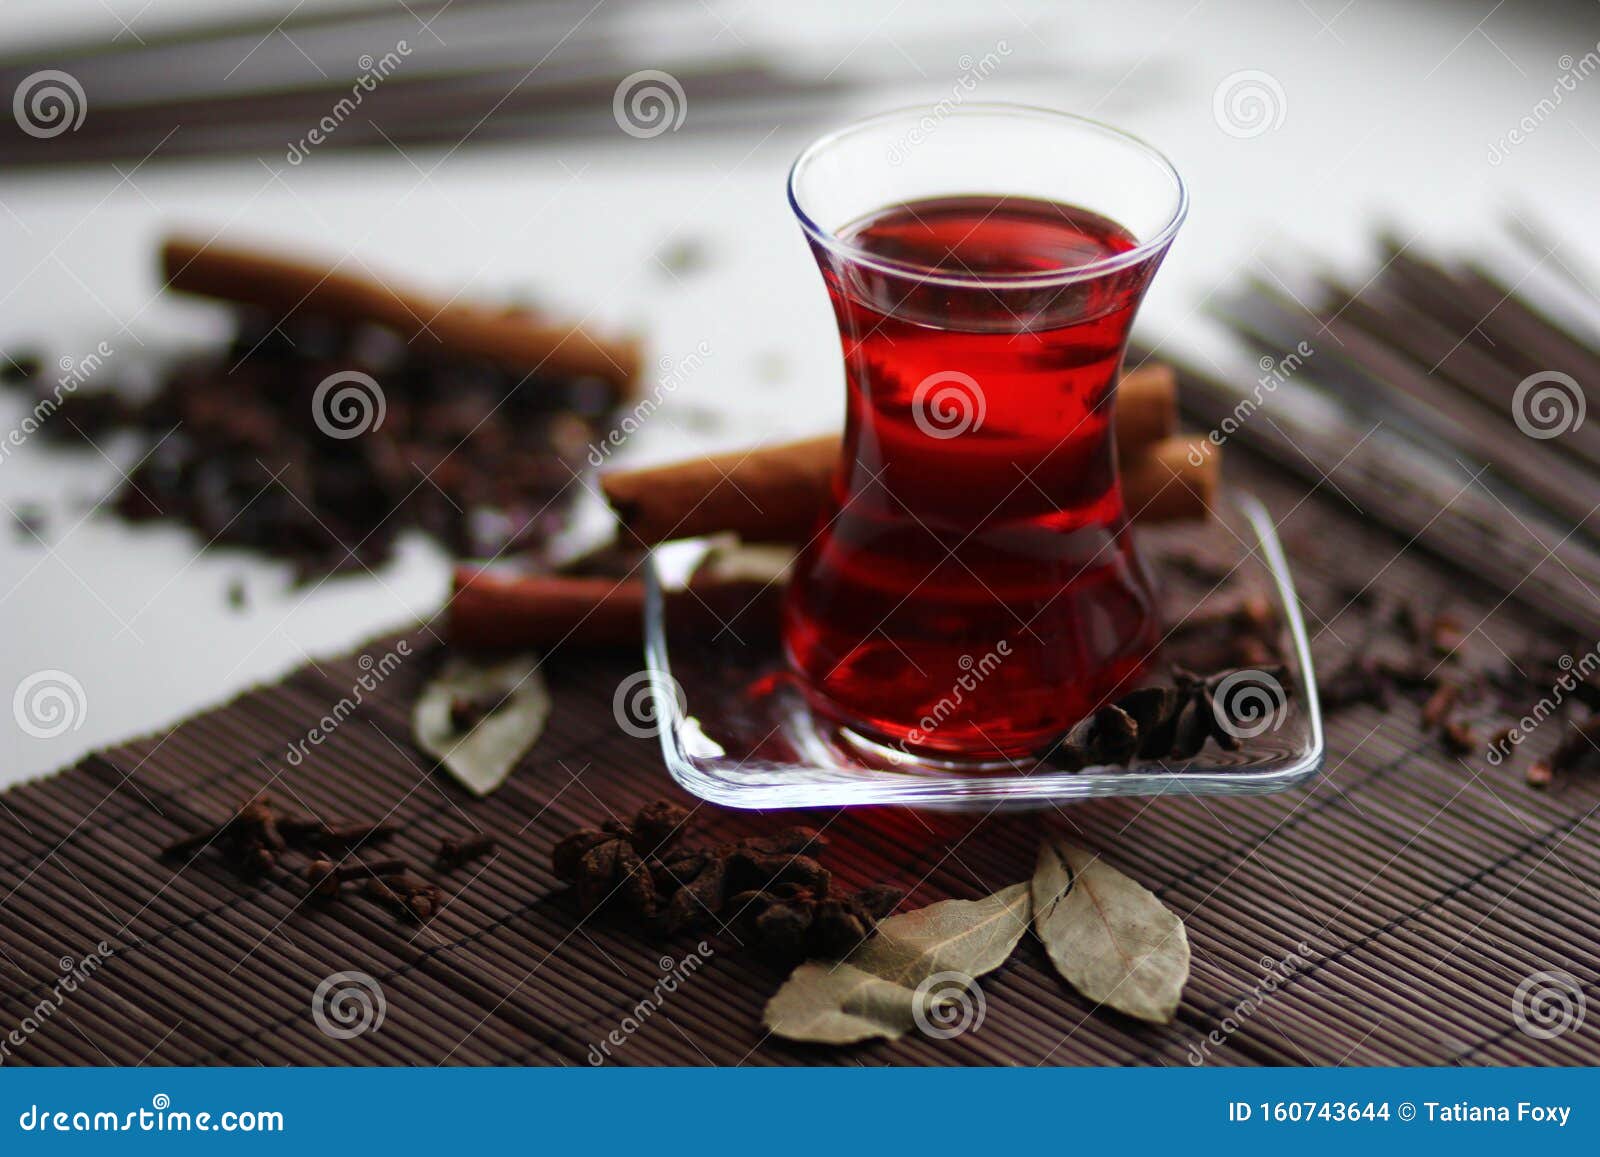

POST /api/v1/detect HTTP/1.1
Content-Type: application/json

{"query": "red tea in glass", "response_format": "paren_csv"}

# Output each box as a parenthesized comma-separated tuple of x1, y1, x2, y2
(783, 107, 1187, 757)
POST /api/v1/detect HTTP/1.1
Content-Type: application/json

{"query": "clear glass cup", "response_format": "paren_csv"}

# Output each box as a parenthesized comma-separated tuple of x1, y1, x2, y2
(782, 104, 1188, 759)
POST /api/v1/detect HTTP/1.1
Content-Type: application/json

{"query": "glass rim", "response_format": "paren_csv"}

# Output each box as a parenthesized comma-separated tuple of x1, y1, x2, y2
(786, 102, 1189, 291)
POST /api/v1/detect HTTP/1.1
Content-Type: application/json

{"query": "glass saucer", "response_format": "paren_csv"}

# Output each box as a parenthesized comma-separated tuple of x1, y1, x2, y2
(641, 491, 1323, 810)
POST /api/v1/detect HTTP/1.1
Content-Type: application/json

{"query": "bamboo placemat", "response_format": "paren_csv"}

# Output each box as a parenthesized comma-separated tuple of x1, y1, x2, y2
(1, 458, 1597, 1066)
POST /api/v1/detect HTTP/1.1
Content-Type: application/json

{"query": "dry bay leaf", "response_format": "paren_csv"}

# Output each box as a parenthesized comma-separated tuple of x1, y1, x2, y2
(1032, 838, 1189, 1024)
(851, 882, 1032, 985)
(763, 883, 1030, 1045)
(761, 963, 926, 1045)
(413, 653, 551, 796)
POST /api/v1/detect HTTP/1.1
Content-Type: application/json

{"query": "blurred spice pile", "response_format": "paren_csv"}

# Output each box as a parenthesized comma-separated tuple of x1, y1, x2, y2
(1, 236, 637, 579)
(1317, 593, 1600, 787)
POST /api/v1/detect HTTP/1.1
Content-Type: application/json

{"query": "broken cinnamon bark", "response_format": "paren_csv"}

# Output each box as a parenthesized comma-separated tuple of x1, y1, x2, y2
(162, 235, 642, 393)
(600, 366, 1204, 546)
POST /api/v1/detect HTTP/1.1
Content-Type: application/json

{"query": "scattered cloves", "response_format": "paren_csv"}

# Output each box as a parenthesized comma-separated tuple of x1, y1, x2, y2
(1536, 713, 1600, 785)
(305, 857, 407, 898)
(448, 693, 498, 734)
(1421, 681, 1461, 730)
(1428, 612, 1467, 655)
(549, 804, 890, 955)
(161, 797, 451, 925)
(435, 834, 498, 871)
(278, 817, 400, 852)
(160, 794, 287, 877)
(1319, 656, 1392, 713)
(1440, 719, 1476, 757)
(364, 873, 443, 923)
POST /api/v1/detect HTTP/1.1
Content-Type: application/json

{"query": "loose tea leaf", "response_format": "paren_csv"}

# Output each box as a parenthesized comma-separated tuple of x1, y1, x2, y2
(1032, 838, 1189, 1024)
(413, 653, 551, 796)
(763, 882, 1030, 1045)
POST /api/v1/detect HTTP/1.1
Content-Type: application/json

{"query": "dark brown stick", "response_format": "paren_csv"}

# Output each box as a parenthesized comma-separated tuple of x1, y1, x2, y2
(161, 235, 642, 394)
(600, 366, 1190, 546)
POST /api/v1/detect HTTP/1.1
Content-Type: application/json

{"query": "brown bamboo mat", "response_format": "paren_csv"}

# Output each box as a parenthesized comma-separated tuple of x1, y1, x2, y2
(1, 457, 1597, 1066)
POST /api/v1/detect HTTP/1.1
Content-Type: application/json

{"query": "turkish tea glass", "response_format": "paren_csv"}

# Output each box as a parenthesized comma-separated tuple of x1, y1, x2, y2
(783, 105, 1188, 759)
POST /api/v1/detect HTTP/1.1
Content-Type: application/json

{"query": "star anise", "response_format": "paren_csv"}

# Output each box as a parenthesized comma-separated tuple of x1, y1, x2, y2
(653, 846, 728, 933)
(551, 800, 692, 919)
(729, 883, 903, 961)
(653, 826, 828, 933)
(1037, 665, 1293, 770)
(552, 804, 834, 933)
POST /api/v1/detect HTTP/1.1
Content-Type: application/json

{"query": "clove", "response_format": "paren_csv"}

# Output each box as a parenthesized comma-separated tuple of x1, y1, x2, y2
(364, 873, 443, 923)
(305, 857, 407, 898)
(435, 834, 497, 872)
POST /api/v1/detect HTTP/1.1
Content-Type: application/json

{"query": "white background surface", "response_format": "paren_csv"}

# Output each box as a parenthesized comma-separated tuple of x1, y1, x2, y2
(2, 0, 1598, 786)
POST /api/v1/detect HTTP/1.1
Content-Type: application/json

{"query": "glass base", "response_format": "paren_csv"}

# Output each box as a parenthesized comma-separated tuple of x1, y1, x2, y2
(641, 490, 1323, 811)
(835, 725, 1023, 773)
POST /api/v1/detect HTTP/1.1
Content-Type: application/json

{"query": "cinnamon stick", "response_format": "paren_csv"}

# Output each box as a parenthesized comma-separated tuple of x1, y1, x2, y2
(1120, 435, 1221, 524)
(448, 572, 647, 651)
(449, 569, 783, 651)
(604, 434, 838, 546)
(454, 439, 1216, 650)
(1112, 363, 1177, 459)
(601, 366, 1199, 546)
(160, 235, 642, 394)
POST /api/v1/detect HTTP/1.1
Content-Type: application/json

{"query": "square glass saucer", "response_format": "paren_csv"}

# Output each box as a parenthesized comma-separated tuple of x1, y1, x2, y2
(641, 491, 1323, 810)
